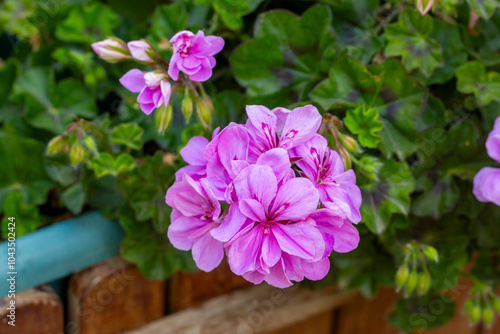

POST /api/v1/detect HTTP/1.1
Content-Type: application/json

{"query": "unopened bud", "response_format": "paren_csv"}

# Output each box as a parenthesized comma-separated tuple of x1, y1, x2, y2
(47, 136, 65, 155)
(181, 88, 194, 122)
(417, 271, 431, 295)
(482, 302, 494, 326)
(338, 147, 352, 170)
(196, 95, 213, 129)
(405, 270, 418, 297)
(84, 136, 98, 154)
(155, 104, 173, 134)
(423, 245, 439, 263)
(396, 264, 409, 291)
(69, 144, 88, 166)
(91, 38, 130, 63)
(127, 39, 157, 64)
(492, 295, 500, 313)
(469, 302, 481, 324)
(339, 133, 361, 153)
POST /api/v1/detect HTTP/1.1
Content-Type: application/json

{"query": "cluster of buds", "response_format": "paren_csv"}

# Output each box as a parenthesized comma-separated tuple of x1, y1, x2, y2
(464, 282, 500, 327)
(396, 241, 439, 297)
(92, 31, 224, 133)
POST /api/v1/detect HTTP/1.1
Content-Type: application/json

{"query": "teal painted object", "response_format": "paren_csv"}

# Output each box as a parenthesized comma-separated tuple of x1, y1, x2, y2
(0, 211, 125, 298)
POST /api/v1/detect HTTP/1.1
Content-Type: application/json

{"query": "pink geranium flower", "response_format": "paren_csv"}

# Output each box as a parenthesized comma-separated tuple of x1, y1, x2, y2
(119, 69, 171, 115)
(292, 134, 362, 223)
(165, 175, 223, 272)
(473, 117, 500, 205)
(245, 105, 322, 161)
(168, 30, 224, 82)
(225, 164, 324, 288)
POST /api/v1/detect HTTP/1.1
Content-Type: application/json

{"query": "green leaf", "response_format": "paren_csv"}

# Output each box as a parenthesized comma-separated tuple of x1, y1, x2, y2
(344, 106, 384, 148)
(61, 183, 85, 215)
(231, 5, 336, 106)
(1, 191, 42, 238)
(118, 203, 197, 279)
(389, 293, 455, 331)
(150, 4, 187, 42)
(55, 3, 120, 44)
(0, 135, 53, 211)
(89, 153, 136, 178)
(199, 0, 263, 30)
(110, 123, 144, 150)
(361, 159, 415, 234)
(456, 61, 500, 106)
(467, 0, 500, 19)
(0, 59, 19, 107)
(12, 68, 97, 134)
(384, 8, 443, 78)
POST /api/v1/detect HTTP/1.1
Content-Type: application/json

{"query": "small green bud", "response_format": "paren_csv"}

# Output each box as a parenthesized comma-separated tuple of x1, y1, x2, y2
(396, 265, 409, 291)
(195, 95, 213, 129)
(405, 270, 418, 297)
(47, 136, 65, 155)
(69, 144, 88, 166)
(84, 136, 98, 154)
(181, 89, 194, 122)
(155, 104, 173, 134)
(469, 302, 482, 324)
(492, 295, 500, 313)
(338, 147, 352, 170)
(482, 302, 494, 326)
(417, 271, 431, 296)
(423, 245, 439, 263)
(339, 133, 361, 153)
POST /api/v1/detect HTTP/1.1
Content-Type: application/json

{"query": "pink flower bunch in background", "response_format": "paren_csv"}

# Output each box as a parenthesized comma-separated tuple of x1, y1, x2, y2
(165, 105, 361, 288)
(92, 31, 224, 116)
(473, 117, 500, 206)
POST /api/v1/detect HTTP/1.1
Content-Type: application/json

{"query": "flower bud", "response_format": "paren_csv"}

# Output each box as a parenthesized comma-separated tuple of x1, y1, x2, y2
(423, 245, 439, 263)
(469, 301, 481, 324)
(396, 264, 409, 291)
(339, 133, 361, 153)
(492, 295, 500, 313)
(47, 136, 65, 155)
(91, 38, 130, 63)
(181, 89, 194, 122)
(196, 95, 213, 129)
(405, 270, 418, 297)
(417, 271, 431, 295)
(482, 301, 494, 326)
(84, 136, 98, 154)
(155, 104, 173, 134)
(69, 143, 88, 166)
(338, 147, 352, 170)
(127, 39, 157, 64)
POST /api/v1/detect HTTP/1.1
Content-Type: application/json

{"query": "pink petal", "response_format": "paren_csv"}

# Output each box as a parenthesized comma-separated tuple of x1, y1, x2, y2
(256, 148, 291, 183)
(302, 258, 330, 281)
(473, 167, 500, 205)
(227, 225, 264, 275)
(261, 233, 281, 269)
(119, 69, 145, 93)
(211, 204, 251, 242)
(272, 222, 324, 261)
(234, 165, 277, 210)
(180, 136, 209, 166)
(167, 210, 206, 251)
(264, 260, 293, 288)
(270, 178, 319, 222)
(279, 105, 322, 150)
(192, 233, 224, 272)
(240, 199, 267, 223)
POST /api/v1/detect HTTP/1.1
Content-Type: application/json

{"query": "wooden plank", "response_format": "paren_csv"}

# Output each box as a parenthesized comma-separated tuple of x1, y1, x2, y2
(126, 284, 355, 334)
(67, 257, 165, 334)
(265, 310, 333, 334)
(0, 285, 63, 334)
(335, 286, 400, 334)
(421, 278, 479, 334)
(169, 260, 249, 312)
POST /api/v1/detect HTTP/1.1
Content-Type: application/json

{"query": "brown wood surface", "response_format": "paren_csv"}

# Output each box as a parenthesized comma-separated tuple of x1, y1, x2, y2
(67, 257, 165, 334)
(169, 260, 250, 312)
(266, 310, 333, 334)
(335, 286, 400, 334)
(126, 284, 355, 334)
(0, 285, 63, 334)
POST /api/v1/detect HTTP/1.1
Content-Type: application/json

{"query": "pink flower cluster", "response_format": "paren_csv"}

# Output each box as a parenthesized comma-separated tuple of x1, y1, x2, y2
(165, 105, 361, 288)
(92, 31, 224, 115)
(473, 117, 500, 206)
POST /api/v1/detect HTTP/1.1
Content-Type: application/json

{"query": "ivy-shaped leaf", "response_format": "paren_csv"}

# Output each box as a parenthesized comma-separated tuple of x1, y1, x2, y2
(361, 159, 415, 234)
(231, 5, 336, 107)
(1, 191, 42, 238)
(149, 4, 187, 44)
(467, 0, 500, 19)
(61, 183, 85, 215)
(110, 123, 144, 150)
(197, 0, 263, 30)
(89, 153, 136, 178)
(456, 61, 500, 106)
(384, 8, 443, 78)
(344, 106, 384, 148)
